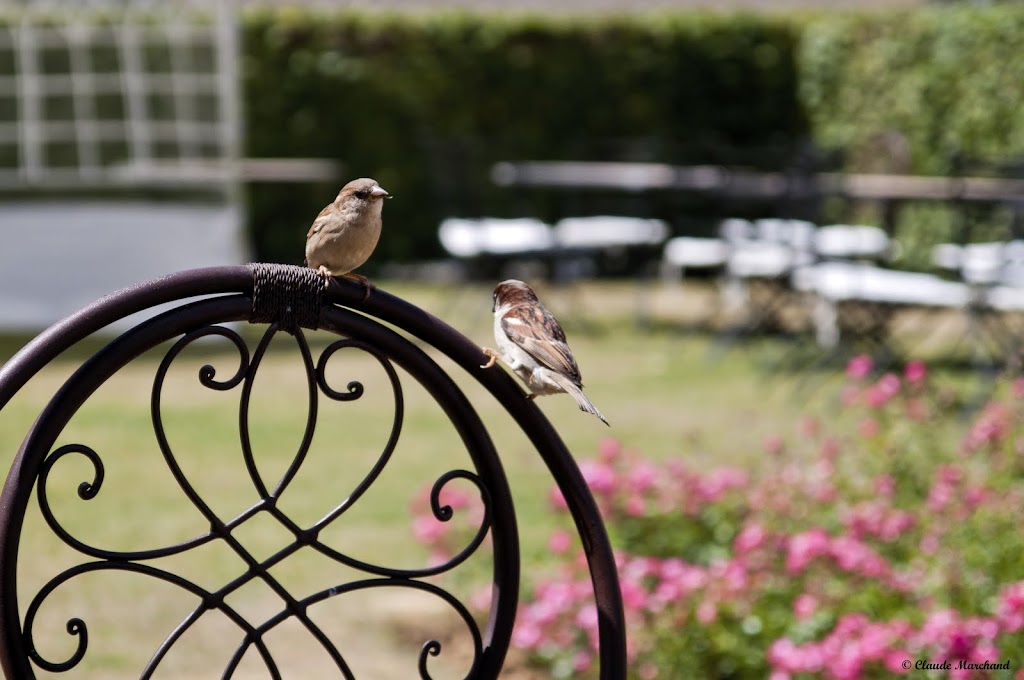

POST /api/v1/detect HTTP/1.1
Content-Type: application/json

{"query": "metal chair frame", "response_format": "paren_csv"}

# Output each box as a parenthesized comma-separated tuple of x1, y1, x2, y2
(0, 264, 626, 679)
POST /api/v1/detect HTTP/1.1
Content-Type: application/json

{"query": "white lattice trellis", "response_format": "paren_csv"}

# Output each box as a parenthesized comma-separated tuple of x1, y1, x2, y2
(0, 0, 247, 331)
(0, 0, 241, 191)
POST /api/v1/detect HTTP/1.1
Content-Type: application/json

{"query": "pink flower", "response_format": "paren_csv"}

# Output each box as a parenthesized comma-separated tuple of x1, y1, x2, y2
(549, 486, 568, 510)
(793, 593, 818, 620)
(653, 558, 706, 606)
(412, 515, 447, 544)
(625, 495, 646, 517)
(579, 461, 617, 494)
(880, 511, 915, 541)
(830, 535, 890, 578)
(874, 474, 896, 497)
(697, 599, 717, 624)
(904, 397, 927, 421)
(697, 467, 747, 501)
(963, 401, 1012, 453)
(717, 558, 748, 592)
(620, 578, 648, 611)
(884, 649, 911, 673)
(997, 581, 1024, 633)
(820, 437, 841, 461)
(1013, 378, 1024, 399)
(904, 360, 927, 385)
(964, 485, 988, 508)
(832, 643, 864, 680)
(938, 463, 964, 484)
(627, 461, 659, 493)
(572, 651, 593, 673)
(786, 528, 830, 574)
(548, 529, 572, 554)
(929, 466, 958, 510)
(859, 417, 879, 438)
(598, 437, 623, 462)
(919, 531, 940, 555)
(734, 523, 767, 554)
(575, 603, 599, 634)
(847, 354, 873, 380)
(865, 373, 901, 407)
(427, 549, 449, 567)
(764, 433, 785, 455)
(511, 621, 542, 648)
(437, 486, 473, 510)
(470, 586, 492, 612)
(768, 637, 824, 673)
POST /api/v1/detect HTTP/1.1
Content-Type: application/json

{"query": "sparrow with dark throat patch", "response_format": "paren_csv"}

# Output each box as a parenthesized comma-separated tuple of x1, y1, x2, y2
(305, 177, 390, 296)
(482, 279, 609, 426)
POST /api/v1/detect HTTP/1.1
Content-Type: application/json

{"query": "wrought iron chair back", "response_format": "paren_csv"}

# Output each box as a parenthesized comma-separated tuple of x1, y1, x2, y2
(0, 264, 626, 679)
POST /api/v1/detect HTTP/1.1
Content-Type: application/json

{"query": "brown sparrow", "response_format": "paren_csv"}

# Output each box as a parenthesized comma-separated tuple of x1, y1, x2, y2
(305, 177, 390, 294)
(481, 279, 609, 426)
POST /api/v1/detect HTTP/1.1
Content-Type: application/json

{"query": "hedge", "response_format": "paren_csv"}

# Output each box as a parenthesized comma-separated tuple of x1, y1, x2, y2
(242, 10, 807, 267)
(800, 7, 1024, 176)
(798, 6, 1024, 267)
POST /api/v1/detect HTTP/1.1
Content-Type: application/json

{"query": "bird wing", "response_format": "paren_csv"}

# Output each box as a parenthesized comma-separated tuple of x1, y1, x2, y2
(306, 204, 334, 239)
(501, 303, 583, 384)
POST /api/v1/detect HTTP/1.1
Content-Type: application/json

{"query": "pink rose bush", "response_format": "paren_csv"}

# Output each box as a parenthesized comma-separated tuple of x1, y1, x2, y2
(411, 356, 1024, 677)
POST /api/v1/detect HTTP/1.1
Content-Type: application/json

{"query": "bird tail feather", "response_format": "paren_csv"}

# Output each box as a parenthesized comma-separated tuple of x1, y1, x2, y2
(550, 373, 610, 427)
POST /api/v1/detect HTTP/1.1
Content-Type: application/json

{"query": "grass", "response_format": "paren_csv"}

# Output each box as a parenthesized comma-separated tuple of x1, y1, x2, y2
(0, 279, 990, 678)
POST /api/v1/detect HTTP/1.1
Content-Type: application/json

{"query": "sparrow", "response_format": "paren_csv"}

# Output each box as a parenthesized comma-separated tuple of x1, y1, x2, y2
(481, 279, 609, 426)
(305, 177, 390, 295)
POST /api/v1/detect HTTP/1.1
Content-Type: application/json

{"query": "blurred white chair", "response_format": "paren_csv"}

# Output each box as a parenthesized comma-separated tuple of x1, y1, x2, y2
(719, 217, 754, 243)
(661, 236, 730, 281)
(933, 241, 1016, 286)
(719, 218, 817, 335)
(438, 217, 555, 259)
(813, 224, 892, 261)
(660, 236, 729, 327)
(792, 262, 969, 348)
(932, 240, 1024, 361)
(724, 218, 818, 277)
(553, 215, 669, 249)
(551, 214, 669, 283)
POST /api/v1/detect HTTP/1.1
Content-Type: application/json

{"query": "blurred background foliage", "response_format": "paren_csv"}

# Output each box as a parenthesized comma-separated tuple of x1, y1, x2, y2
(3, 6, 1021, 268)
(241, 5, 1024, 269)
(800, 7, 1024, 175)
(242, 9, 805, 267)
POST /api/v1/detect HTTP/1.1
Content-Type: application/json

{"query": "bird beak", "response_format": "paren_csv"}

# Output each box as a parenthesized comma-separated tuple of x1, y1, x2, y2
(372, 186, 391, 200)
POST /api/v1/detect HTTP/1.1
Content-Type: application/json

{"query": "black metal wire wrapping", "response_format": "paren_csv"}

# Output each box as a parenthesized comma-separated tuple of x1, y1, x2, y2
(249, 262, 325, 331)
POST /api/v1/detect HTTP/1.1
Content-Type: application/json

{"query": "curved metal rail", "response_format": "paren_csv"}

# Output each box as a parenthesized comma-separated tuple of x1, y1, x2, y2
(0, 264, 625, 679)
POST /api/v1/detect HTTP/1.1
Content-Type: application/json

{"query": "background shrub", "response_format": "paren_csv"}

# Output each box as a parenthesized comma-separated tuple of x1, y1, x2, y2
(4, 7, 1024, 267)
(412, 361, 1024, 678)
(242, 10, 807, 266)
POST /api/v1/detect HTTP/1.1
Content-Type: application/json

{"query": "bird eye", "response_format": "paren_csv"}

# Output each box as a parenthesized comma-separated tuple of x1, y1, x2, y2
(356, 189, 370, 199)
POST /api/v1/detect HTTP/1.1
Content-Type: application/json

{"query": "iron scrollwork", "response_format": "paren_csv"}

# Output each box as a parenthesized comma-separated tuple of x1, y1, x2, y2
(18, 304, 512, 679)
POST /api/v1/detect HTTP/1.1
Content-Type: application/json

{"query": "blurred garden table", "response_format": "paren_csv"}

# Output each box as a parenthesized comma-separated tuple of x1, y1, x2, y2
(491, 160, 1024, 232)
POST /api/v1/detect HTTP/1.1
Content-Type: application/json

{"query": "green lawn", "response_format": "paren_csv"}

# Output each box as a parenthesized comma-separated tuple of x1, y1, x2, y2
(0, 279, 954, 679)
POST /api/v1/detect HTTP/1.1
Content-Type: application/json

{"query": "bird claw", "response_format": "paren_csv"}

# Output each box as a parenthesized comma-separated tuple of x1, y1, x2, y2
(316, 266, 334, 289)
(480, 347, 498, 369)
(343, 272, 375, 301)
